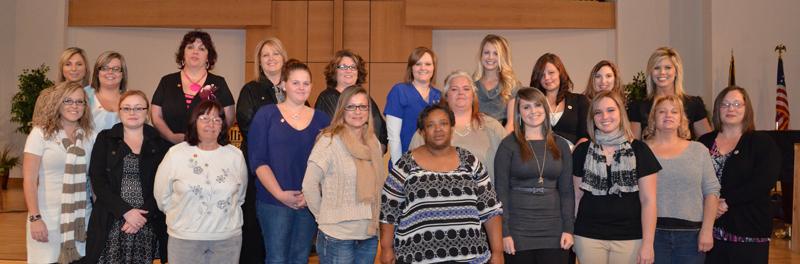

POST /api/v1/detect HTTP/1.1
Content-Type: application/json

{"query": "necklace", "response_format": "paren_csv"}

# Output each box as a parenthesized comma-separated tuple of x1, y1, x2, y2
(528, 141, 546, 185)
(454, 125, 472, 137)
(182, 70, 208, 93)
(282, 104, 304, 120)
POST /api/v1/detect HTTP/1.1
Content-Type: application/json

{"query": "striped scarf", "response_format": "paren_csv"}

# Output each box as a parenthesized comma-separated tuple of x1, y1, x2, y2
(581, 129, 638, 196)
(58, 130, 88, 264)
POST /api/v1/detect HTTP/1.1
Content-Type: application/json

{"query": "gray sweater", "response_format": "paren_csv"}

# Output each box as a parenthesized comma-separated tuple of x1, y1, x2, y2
(494, 135, 574, 251)
(654, 141, 720, 228)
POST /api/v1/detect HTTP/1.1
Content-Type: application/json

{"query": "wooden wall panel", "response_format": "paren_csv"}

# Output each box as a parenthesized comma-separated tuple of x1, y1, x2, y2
(308, 1, 335, 62)
(69, 0, 271, 28)
(245, 1, 308, 62)
(405, 0, 615, 29)
(370, 1, 432, 63)
(343, 1, 371, 60)
(368, 62, 407, 110)
(245, 62, 256, 83)
(308, 63, 329, 106)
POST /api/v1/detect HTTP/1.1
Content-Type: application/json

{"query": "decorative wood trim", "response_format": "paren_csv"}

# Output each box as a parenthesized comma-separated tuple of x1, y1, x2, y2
(68, 0, 272, 28)
(370, 1, 432, 62)
(404, 0, 615, 29)
(792, 143, 800, 253)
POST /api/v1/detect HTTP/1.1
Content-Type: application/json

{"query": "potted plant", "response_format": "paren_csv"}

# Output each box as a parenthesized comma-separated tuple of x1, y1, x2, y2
(0, 145, 20, 190)
(624, 71, 647, 105)
(11, 64, 54, 134)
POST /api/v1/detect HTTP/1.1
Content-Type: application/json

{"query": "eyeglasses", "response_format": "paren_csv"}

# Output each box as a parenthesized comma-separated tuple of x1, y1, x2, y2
(720, 101, 744, 109)
(120, 107, 148, 113)
(336, 64, 357, 71)
(63, 98, 86, 106)
(198, 115, 223, 124)
(100, 66, 123, 73)
(344, 104, 369, 112)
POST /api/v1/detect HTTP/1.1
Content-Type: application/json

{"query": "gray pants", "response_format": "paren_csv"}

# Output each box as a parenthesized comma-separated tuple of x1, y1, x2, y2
(168, 234, 243, 264)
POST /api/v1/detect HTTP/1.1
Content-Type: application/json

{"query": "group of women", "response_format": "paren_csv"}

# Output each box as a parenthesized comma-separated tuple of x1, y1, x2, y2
(21, 30, 780, 264)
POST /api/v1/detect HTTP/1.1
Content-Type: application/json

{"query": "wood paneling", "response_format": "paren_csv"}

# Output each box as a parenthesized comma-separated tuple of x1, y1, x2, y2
(245, 62, 256, 82)
(404, 0, 615, 29)
(245, 1, 308, 62)
(793, 143, 800, 252)
(308, 1, 335, 62)
(68, 0, 271, 28)
(343, 1, 371, 60)
(370, 1, 432, 63)
(308, 62, 329, 106)
(368, 62, 406, 110)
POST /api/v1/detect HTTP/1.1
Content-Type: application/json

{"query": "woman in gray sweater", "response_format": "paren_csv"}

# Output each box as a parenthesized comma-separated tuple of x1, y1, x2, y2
(494, 87, 574, 263)
(643, 95, 720, 264)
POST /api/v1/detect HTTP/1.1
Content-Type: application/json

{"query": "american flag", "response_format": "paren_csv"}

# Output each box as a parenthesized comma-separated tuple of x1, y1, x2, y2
(776, 56, 790, 130)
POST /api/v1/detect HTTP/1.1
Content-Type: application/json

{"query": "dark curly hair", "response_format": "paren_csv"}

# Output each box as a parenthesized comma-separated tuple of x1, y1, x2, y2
(416, 104, 455, 131)
(175, 30, 218, 70)
(324, 50, 367, 90)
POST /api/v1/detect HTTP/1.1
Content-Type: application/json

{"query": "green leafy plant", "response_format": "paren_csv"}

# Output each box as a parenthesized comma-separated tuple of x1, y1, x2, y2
(0, 145, 20, 172)
(624, 71, 647, 104)
(11, 64, 54, 134)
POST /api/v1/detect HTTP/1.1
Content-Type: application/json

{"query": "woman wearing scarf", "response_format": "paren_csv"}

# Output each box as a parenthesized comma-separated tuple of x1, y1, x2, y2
(23, 81, 94, 263)
(572, 91, 660, 264)
(302, 86, 387, 263)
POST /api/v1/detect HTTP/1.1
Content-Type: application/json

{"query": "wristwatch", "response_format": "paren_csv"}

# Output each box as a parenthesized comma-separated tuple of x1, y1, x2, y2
(28, 214, 42, 222)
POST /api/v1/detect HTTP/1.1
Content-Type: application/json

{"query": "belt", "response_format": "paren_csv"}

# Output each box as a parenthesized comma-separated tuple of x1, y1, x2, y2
(512, 187, 547, 194)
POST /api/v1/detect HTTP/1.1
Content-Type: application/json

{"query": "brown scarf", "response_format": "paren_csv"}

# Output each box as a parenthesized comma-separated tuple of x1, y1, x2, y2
(340, 129, 386, 236)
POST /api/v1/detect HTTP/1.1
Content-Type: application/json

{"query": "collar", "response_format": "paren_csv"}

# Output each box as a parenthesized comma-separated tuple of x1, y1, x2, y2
(108, 123, 160, 141)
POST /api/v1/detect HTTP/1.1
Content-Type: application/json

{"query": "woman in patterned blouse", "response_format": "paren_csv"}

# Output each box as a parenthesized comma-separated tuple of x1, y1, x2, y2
(379, 104, 504, 264)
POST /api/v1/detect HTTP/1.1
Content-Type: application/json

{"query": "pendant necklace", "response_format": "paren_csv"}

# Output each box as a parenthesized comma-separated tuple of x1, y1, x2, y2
(183, 70, 208, 93)
(528, 141, 546, 184)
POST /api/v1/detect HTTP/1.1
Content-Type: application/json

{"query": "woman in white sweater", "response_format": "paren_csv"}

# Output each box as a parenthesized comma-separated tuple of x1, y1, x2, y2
(154, 100, 247, 264)
(303, 85, 387, 264)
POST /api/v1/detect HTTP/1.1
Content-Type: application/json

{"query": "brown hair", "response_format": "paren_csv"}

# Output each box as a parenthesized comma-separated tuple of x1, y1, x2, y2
(711, 86, 755, 133)
(58, 47, 90, 86)
(186, 100, 229, 146)
(513, 87, 561, 161)
(530, 53, 573, 104)
(281, 59, 312, 83)
(473, 34, 520, 104)
(645, 47, 685, 98)
(90, 51, 128, 92)
(586, 91, 634, 143)
(32, 81, 93, 140)
(404, 47, 437, 85)
(320, 85, 375, 142)
(252, 37, 288, 81)
(324, 50, 368, 90)
(175, 30, 218, 70)
(441, 70, 483, 127)
(583, 60, 623, 100)
(118, 90, 151, 123)
(642, 95, 691, 140)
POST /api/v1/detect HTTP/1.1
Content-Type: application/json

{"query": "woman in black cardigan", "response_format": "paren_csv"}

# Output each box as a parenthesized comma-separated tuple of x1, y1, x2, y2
(530, 53, 590, 145)
(698, 86, 780, 264)
(85, 91, 170, 263)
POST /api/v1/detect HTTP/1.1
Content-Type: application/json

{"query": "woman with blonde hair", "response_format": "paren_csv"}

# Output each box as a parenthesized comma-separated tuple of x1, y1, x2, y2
(572, 91, 660, 264)
(303, 85, 387, 264)
(473, 34, 521, 130)
(583, 60, 623, 101)
(85, 51, 128, 131)
(23, 81, 94, 263)
(628, 47, 711, 139)
(642, 95, 719, 264)
(33, 47, 92, 131)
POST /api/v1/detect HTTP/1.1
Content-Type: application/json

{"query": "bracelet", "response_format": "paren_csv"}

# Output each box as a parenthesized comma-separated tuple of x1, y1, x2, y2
(28, 214, 42, 223)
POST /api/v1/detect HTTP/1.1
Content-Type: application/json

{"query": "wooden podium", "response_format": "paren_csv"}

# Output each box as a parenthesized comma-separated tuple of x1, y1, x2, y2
(793, 143, 800, 252)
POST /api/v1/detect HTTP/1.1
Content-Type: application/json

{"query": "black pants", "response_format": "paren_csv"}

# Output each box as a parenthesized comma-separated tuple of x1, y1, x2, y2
(505, 248, 569, 264)
(704, 239, 768, 264)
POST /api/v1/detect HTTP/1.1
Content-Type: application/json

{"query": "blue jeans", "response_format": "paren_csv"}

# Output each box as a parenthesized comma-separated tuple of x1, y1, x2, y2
(256, 202, 317, 264)
(654, 229, 705, 264)
(315, 230, 378, 264)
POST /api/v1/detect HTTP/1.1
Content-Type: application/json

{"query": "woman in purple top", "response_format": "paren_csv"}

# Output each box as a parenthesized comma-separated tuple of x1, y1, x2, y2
(247, 59, 331, 264)
(384, 47, 442, 165)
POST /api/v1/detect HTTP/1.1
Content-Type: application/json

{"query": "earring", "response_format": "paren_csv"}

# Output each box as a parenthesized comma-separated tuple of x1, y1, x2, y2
(180, 60, 185, 68)
(205, 61, 210, 69)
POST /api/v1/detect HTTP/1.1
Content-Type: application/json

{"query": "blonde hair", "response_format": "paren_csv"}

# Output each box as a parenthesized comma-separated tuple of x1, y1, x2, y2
(586, 91, 634, 143)
(90, 51, 128, 91)
(32, 82, 93, 140)
(473, 34, 520, 104)
(642, 95, 691, 140)
(320, 85, 374, 142)
(442, 70, 483, 127)
(58, 47, 90, 86)
(646, 47, 685, 99)
(253, 37, 288, 81)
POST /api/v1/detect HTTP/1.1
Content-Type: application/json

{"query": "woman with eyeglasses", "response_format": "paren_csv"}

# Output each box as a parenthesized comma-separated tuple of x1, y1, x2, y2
(84, 51, 128, 131)
(154, 100, 248, 263)
(315, 50, 388, 152)
(303, 85, 387, 264)
(23, 81, 95, 263)
(699, 86, 780, 264)
(85, 90, 171, 264)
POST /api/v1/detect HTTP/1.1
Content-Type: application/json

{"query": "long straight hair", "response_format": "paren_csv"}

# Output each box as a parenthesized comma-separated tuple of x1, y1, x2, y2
(513, 87, 561, 161)
(319, 85, 375, 142)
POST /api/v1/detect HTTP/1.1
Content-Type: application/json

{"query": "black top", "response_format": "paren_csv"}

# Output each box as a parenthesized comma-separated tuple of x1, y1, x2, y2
(628, 95, 708, 138)
(698, 131, 781, 238)
(152, 72, 235, 136)
(553, 92, 590, 144)
(85, 123, 171, 264)
(236, 78, 279, 142)
(572, 140, 661, 240)
(494, 135, 574, 250)
(314, 88, 389, 148)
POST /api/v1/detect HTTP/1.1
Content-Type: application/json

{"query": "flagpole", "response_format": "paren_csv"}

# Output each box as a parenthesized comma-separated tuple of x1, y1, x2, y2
(775, 44, 788, 130)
